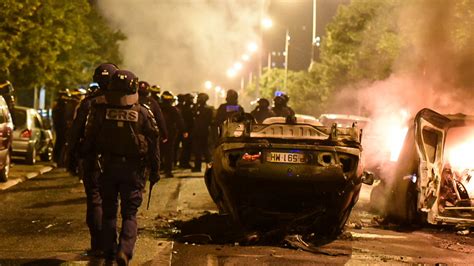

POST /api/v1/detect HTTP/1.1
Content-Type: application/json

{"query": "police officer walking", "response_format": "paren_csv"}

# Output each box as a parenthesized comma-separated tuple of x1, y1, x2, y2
(66, 63, 118, 256)
(191, 93, 213, 172)
(81, 70, 160, 265)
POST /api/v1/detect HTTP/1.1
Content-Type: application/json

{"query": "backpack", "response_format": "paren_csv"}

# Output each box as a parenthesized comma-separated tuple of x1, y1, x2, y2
(96, 104, 148, 157)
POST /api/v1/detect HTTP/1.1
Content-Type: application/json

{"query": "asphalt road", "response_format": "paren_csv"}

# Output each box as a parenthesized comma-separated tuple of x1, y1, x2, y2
(0, 164, 473, 265)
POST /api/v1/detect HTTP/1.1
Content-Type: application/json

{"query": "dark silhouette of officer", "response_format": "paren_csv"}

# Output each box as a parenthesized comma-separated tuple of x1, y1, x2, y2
(215, 89, 244, 127)
(138, 81, 168, 141)
(191, 93, 213, 172)
(0, 80, 16, 124)
(52, 89, 71, 163)
(176, 93, 194, 168)
(81, 70, 160, 265)
(159, 91, 186, 177)
(250, 98, 275, 123)
(272, 94, 295, 117)
(65, 63, 118, 256)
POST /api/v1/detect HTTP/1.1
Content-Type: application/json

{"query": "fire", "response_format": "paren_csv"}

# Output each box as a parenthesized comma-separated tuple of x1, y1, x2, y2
(387, 109, 410, 162)
(388, 126, 409, 162)
(446, 137, 474, 172)
(445, 128, 474, 198)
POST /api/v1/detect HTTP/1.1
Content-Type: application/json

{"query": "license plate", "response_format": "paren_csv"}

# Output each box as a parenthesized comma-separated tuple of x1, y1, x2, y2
(266, 152, 307, 164)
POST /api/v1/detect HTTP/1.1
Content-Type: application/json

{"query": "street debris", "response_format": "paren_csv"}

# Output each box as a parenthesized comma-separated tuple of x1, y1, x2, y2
(456, 229, 470, 236)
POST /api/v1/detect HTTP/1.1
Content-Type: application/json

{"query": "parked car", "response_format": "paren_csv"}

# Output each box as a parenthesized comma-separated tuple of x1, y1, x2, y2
(373, 108, 474, 226)
(205, 113, 372, 238)
(12, 106, 53, 164)
(0, 95, 13, 182)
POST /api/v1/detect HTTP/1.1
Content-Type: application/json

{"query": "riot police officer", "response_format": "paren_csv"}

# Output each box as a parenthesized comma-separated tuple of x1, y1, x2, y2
(215, 89, 244, 127)
(250, 98, 275, 123)
(138, 81, 168, 141)
(191, 93, 213, 172)
(159, 91, 186, 177)
(176, 93, 194, 168)
(66, 63, 118, 256)
(52, 89, 71, 163)
(81, 70, 160, 265)
(272, 94, 295, 117)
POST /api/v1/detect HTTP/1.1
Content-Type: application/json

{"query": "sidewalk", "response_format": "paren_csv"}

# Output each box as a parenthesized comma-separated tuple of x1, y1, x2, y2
(0, 162, 55, 190)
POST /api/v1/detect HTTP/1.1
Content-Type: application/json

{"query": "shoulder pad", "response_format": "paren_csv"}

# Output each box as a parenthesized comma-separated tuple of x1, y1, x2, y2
(140, 103, 151, 111)
(139, 103, 155, 120)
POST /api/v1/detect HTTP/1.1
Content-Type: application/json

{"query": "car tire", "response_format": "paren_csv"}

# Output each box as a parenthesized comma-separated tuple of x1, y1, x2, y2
(25, 146, 37, 165)
(0, 152, 11, 182)
(40, 144, 53, 162)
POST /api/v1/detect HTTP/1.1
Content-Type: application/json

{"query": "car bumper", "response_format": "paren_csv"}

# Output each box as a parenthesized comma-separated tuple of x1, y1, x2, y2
(12, 139, 34, 156)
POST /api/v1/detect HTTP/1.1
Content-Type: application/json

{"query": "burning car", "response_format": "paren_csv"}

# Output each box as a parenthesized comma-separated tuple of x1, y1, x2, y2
(205, 113, 373, 237)
(378, 108, 474, 226)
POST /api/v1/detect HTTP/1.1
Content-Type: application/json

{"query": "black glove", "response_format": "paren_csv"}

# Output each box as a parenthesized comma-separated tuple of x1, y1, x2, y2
(149, 172, 160, 185)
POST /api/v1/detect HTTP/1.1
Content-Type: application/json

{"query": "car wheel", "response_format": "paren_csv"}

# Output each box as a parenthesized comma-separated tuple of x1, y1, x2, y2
(25, 147, 37, 165)
(40, 144, 53, 162)
(0, 152, 11, 182)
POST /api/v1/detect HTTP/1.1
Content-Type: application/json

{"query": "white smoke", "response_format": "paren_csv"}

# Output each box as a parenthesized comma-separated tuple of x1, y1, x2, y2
(97, 0, 268, 94)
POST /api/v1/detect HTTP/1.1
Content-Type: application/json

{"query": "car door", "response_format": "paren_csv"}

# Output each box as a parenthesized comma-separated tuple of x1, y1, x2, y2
(414, 108, 450, 221)
(32, 111, 43, 151)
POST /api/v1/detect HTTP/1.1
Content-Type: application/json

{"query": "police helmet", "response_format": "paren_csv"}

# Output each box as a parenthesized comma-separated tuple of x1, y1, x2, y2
(105, 70, 139, 106)
(273, 95, 285, 107)
(71, 87, 88, 98)
(226, 89, 238, 104)
(93, 63, 118, 90)
(0, 80, 14, 94)
(161, 91, 175, 104)
(197, 92, 209, 104)
(177, 94, 185, 103)
(257, 98, 270, 108)
(184, 93, 194, 104)
(138, 81, 150, 96)
(150, 84, 161, 93)
(88, 82, 100, 94)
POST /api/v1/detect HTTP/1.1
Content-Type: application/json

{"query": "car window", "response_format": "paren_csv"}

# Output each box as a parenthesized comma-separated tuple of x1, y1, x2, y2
(34, 115, 42, 129)
(14, 109, 27, 127)
(422, 128, 439, 163)
(0, 109, 5, 123)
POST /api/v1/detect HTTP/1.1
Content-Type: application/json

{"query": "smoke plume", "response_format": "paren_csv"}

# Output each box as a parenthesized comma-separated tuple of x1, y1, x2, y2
(326, 0, 474, 213)
(97, 0, 268, 93)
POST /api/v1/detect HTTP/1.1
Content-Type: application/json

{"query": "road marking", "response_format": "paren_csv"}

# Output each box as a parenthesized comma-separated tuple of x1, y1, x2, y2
(350, 232, 407, 239)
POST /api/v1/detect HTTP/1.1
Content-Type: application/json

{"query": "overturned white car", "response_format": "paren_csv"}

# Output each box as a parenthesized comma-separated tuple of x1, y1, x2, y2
(381, 108, 474, 226)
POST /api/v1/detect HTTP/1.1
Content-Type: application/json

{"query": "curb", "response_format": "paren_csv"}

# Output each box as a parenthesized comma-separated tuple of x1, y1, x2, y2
(0, 165, 55, 191)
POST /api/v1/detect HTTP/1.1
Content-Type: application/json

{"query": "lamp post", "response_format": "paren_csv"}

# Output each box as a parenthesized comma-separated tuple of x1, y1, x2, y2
(284, 29, 290, 91)
(214, 86, 222, 107)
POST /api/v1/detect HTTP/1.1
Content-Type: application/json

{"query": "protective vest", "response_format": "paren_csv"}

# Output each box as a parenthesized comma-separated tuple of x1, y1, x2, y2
(96, 104, 148, 157)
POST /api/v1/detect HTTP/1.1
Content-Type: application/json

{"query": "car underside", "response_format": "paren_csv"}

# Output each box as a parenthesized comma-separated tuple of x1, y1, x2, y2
(205, 115, 366, 237)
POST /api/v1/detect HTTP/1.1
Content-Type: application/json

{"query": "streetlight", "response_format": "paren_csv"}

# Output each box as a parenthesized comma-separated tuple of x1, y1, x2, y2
(226, 68, 237, 78)
(261, 17, 273, 29)
(284, 29, 290, 91)
(204, 80, 213, 90)
(214, 86, 222, 107)
(247, 42, 258, 53)
(233, 62, 243, 71)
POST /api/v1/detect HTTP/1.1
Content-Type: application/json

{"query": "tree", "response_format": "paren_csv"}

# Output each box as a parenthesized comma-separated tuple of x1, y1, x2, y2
(0, 0, 124, 106)
(316, 0, 400, 90)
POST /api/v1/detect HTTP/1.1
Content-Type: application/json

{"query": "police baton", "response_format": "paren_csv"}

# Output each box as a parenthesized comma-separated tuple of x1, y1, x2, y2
(147, 181, 154, 210)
